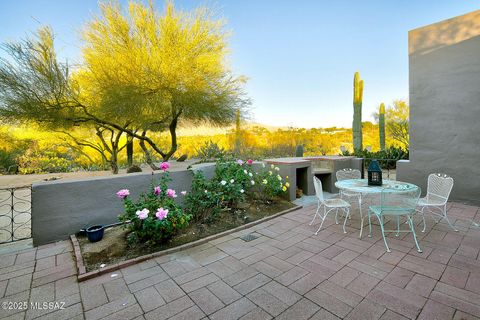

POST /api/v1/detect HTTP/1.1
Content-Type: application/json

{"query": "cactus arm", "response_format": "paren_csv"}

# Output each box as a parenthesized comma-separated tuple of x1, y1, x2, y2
(352, 72, 363, 152)
(379, 102, 386, 150)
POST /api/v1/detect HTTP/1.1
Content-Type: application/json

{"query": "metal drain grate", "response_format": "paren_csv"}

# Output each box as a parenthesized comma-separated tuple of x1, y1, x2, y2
(240, 233, 259, 242)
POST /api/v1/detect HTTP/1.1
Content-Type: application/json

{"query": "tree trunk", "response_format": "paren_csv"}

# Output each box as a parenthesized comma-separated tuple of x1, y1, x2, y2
(110, 149, 119, 174)
(163, 114, 179, 161)
(126, 134, 134, 167)
(139, 131, 160, 170)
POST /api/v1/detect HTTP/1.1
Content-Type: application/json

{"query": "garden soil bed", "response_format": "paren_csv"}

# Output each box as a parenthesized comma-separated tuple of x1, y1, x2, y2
(76, 199, 297, 273)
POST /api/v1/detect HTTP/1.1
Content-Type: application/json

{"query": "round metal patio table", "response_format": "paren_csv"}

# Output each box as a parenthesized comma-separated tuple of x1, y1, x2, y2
(334, 179, 419, 238)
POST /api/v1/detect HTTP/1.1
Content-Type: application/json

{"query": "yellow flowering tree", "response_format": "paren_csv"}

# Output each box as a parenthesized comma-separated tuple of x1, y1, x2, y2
(80, 1, 248, 168)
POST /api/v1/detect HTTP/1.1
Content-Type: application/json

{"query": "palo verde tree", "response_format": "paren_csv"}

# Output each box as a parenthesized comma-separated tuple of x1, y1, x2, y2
(0, 1, 248, 173)
(80, 1, 249, 169)
(0, 27, 130, 173)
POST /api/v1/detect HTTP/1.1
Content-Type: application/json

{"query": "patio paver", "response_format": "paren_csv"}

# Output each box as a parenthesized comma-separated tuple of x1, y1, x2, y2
(0, 201, 479, 319)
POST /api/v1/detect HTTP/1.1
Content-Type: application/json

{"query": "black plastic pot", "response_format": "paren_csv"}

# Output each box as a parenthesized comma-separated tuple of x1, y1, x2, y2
(85, 225, 105, 242)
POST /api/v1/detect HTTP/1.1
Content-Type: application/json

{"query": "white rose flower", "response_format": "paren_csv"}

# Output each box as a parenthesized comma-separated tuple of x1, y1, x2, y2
(220, 180, 227, 185)
(230, 179, 235, 183)
(240, 189, 244, 193)
(251, 180, 255, 185)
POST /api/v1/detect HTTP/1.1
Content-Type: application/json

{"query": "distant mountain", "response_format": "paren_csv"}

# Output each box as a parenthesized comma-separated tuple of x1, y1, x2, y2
(176, 122, 347, 136)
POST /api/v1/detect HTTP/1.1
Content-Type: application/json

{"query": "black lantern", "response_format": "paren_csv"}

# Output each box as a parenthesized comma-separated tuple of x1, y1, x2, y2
(367, 160, 383, 186)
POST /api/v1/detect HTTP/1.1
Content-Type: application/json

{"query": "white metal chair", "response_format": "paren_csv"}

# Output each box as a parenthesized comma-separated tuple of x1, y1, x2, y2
(416, 173, 456, 232)
(310, 176, 351, 234)
(336, 168, 364, 235)
(368, 184, 422, 253)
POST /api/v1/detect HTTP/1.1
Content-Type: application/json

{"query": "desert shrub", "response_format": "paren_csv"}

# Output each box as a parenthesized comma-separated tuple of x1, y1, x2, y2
(195, 140, 227, 161)
(17, 149, 79, 173)
(126, 165, 142, 173)
(341, 146, 408, 169)
(117, 162, 191, 245)
(0, 149, 19, 173)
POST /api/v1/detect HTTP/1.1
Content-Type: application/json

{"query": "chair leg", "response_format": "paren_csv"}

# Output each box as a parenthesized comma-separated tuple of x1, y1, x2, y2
(377, 214, 391, 253)
(396, 216, 400, 237)
(420, 206, 426, 232)
(442, 204, 458, 232)
(358, 196, 364, 238)
(335, 208, 339, 224)
(368, 210, 372, 238)
(309, 202, 321, 226)
(342, 207, 350, 234)
(407, 215, 422, 253)
(315, 208, 334, 235)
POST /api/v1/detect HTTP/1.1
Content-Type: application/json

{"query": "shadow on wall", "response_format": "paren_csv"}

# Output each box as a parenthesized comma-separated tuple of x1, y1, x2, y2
(409, 10, 480, 56)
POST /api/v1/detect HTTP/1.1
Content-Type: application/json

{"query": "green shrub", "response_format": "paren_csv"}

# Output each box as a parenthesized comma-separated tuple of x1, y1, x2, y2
(183, 171, 222, 223)
(117, 162, 191, 245)
(195, 140, 227, 161)
(340, 146, 408, 169)
(183, 158, 288, 223)
(126, 165, 142, 173)
(254, 163, 288, 201)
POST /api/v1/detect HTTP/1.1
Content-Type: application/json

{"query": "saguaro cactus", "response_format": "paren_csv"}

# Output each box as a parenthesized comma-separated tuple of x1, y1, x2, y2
(379, 102, 386, 151)
(234, 108, 241, 154)
(295, 145, 304, 157)
(352, 72, 364, 152)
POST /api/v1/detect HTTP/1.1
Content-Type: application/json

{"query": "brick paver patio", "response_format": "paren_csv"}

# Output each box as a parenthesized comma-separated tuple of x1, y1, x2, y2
(0, 201, 479, 320)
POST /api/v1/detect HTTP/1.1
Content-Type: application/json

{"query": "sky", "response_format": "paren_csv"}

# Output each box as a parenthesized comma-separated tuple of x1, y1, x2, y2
(0, 1, 478, 129)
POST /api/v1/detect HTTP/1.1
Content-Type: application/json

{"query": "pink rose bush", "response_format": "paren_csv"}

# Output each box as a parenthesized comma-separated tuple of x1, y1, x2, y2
(117, 163, 191, 245)
(116, 189, 130, 199)
(166, 189, 177, 198)
(136, 208, 149, 220)
(160, 162, 170, 171)
(156, 208, 169, 220)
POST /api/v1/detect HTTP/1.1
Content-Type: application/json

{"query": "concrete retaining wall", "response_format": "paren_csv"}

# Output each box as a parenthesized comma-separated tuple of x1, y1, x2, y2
(32, 164, 216, 246)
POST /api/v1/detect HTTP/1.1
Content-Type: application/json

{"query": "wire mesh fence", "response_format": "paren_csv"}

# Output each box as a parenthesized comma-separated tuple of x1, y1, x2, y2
(0, 186, 31, 243)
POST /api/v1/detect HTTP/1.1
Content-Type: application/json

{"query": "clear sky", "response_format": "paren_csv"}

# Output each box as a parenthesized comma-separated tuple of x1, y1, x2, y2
(0, 1, 478, 128)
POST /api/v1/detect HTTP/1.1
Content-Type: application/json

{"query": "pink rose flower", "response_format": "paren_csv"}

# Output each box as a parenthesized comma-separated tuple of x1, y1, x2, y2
(181, 191, 187, 196)
(136, 208, 149, 220)
(236, 159, 244, 165)
(160, 162, 170, 171)
(154, 186, 161, 195)
(247, 159, 253, 165)
(116, 189, 130, 199)
(156, 208, 169, 220)
(166, 189, 177, 198)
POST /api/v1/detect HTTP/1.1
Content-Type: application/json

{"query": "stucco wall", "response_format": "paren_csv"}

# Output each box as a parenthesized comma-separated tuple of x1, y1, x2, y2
(32, 164, 216, 246)
(397, 10, 480, 204)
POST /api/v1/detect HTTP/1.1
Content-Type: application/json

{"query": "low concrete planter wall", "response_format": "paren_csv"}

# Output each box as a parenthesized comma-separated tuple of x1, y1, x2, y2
(32, 163, 215, 246)
(72, 204, 302, 282)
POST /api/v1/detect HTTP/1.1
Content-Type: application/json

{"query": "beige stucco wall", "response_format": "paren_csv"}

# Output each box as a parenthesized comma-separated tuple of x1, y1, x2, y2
(397, 10, 480, 204)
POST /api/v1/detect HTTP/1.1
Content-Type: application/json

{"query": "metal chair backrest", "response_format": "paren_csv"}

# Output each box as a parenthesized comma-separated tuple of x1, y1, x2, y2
(336, 168, 361, 181)
(380, 184, 421, 215)
(313, 176, 324, 202)
(427, 173, 454, 205)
